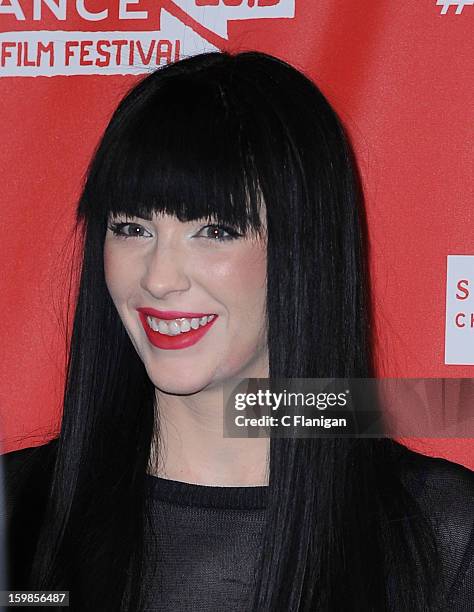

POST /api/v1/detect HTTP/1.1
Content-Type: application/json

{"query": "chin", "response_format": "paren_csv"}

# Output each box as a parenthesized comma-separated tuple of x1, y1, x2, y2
(145, 368, 215, 396)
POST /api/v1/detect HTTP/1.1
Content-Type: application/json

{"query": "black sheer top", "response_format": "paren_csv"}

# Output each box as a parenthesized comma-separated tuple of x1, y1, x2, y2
(143, 474, 267, 611)
(3, 440, 474, 611)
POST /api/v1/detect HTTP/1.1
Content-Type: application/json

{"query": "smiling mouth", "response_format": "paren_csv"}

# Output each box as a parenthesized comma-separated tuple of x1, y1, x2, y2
(145, 315, 215, 336)
(136, 309, 218, 350)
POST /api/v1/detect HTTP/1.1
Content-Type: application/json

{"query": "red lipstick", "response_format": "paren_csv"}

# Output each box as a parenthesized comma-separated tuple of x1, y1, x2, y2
(137, 308, 212, 320)
(136, 307, 218, 350)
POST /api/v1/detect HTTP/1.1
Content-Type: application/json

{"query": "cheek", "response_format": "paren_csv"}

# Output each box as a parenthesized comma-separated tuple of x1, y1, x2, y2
(230, 247, 266, 311)
(207, 245, 267, 337)
(103, 246, 120, 299)
(221, 254, 268, 374)
(103, 244, 137, 305)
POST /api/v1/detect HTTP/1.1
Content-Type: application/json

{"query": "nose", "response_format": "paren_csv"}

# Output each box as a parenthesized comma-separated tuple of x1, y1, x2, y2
(140, 243, 191, 299)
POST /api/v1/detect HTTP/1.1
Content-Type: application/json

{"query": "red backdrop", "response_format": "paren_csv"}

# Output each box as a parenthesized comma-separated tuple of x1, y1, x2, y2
(1, 1, 473, 467)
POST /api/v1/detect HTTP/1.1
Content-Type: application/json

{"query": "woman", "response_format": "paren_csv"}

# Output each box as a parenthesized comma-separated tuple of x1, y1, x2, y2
(4, 51, 473, 611)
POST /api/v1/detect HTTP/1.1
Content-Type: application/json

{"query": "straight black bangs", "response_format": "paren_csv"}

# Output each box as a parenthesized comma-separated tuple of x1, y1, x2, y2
(79, 55, 274, 239)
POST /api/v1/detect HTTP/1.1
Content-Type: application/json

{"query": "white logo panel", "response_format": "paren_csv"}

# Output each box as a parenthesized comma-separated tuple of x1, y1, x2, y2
(0, 1, 296, 77)
(172, 0, 295, 38)
(0, 11, 219, 77)
(445, 255, 474, 365)
(436, 0, 474, 14)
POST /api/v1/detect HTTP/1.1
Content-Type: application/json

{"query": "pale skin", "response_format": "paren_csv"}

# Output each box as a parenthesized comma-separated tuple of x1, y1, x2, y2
(104, 211, 270, 486)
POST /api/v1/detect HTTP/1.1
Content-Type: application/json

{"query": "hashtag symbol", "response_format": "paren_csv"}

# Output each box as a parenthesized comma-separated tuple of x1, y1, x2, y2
(436, 0, 474, 14)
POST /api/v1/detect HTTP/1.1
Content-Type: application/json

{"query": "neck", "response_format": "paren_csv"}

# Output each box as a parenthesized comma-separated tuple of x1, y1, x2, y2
(148, 384, 270, 486)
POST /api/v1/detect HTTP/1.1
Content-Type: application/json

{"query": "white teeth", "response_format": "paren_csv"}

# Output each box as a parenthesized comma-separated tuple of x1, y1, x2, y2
(147, 316, 160, 332)
(168, 321, 181, 335)
(158, 320, 169, 334)
(179, 319, 191, 332)
(145, 315, 215, 336)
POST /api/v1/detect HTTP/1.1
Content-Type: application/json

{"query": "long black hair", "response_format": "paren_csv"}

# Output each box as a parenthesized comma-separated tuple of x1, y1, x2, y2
(30, 51, 442, 611)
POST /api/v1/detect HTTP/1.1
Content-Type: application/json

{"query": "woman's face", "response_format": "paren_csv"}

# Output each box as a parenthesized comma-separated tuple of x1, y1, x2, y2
(104, 211, 268, 395)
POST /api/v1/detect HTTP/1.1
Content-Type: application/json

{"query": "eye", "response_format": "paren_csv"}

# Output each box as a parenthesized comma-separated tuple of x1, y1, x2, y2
(196, 224, 242, 242)
(108, 222, 153, 239)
